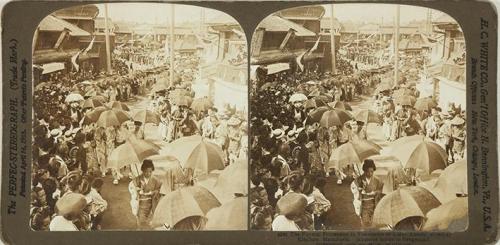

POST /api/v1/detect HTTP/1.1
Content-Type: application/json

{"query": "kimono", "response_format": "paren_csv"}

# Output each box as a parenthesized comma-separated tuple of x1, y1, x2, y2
(451, 126, 466, 161)
(437, 121, 453, 160)
(215, 122, 229, 150)
(159, 166, 194, 195)
(308, 142, 323, 172)
(317, 127, 330, 165)
(351, 174, 383, 228)
(201, 117, 215, 139)
(425, 117, 439, 140)
(129, 174, 162, 229)
(227, 126, 241, 164)
(158, 114, 169, 141)
(179, 118, 199, 137)
(392, 109, 411, 140)
(134, 127, 146, 139)
(85, 142, 99, 173)
(94, 128, 107, 172)
(382, 113, 394, 141)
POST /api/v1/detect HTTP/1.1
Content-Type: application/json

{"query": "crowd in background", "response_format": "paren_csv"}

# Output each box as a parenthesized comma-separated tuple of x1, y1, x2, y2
(249, 52, 466, 230)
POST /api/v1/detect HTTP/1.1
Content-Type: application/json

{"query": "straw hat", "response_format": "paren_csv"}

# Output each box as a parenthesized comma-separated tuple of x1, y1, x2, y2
(50, 128, 63, 138)
(287, 130, 297, 141)
(227, 116, 242, 126)
(55, 192, 87, 216)
(277, 192, 307, 217)
(272, 129, 285, 139)
(217, 111, 229, 120)
(64, 130, 73, 137)
(450, 116, 465, 125)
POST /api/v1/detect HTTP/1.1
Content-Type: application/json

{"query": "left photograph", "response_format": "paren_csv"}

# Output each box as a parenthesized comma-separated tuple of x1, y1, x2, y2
(31, 3, 248, 231)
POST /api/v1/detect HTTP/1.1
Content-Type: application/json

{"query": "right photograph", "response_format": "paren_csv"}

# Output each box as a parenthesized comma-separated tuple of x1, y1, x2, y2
(249, 4, 467, 231)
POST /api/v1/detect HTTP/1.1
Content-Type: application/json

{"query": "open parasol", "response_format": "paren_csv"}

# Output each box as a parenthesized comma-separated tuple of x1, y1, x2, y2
(176, 96, 193, 107)
(414, 97, 438, 111)
(82, 106, 110, 124)
(107, 101, 130, 111)
(327, 139, 382, 170)
(307, 106, 332, 123)
(205, 197, 247, 230)
(162, 135, 225, 174)
(394, 95, 416, 106)
(355, 109, 382, 124)
(152, 83, 168, 92)
(191, 97, 214, 113)
(422, 197, 468, 232)
(81, 98, 104, 109)
(373, 186, 441, 227)
(392, 88, 413, 98)
(151, 185, 221, 228)
(212, 159, 248, 203)
(132, 109, 160, 125)
(327, 101, 353, 111)
(289, 93, 308, 103)
(96, 109, 131, 127)
(390, 135, 448, 174)
(92, 95, 107, 103)
(430, 159, 467, 203)
(107, 136, 160, 170)
(304, 97, 327, 109)
(375, 83, 392, 93)
(65, 93, 84, 103)
(319, 109, 353, 128)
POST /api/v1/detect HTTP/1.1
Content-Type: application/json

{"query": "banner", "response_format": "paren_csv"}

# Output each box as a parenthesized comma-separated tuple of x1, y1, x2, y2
(71, 50, 82, 72)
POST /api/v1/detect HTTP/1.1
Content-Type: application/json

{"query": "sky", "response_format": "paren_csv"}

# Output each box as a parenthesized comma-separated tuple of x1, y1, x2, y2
(95, 3, 453, 26)
(95, 3, 232, 25)
(322, 4, 451, 25)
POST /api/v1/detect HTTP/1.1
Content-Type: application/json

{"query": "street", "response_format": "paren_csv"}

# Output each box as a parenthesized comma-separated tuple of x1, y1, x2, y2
(322, 93, 399, 230)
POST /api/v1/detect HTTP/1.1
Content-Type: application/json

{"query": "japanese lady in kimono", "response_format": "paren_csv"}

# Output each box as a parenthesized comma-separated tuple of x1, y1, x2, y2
(350, 159, 383, 229)
(129, 159, 162, 230)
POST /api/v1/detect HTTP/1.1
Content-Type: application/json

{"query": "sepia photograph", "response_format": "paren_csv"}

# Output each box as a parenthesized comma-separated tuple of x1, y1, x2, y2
(31, 3, 247, 231)
(249, 4, 467, 231)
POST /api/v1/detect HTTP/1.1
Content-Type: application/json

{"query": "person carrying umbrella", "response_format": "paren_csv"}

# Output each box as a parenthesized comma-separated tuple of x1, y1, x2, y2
(392, 104, 413, 140)
(227, 116, 242, 165)
(179, 110, 199, 138)
(350, 120, 367, 141)
(132, 121, 145, 140)
(350, 159, 383, 229)
(129, 159, 162, 230)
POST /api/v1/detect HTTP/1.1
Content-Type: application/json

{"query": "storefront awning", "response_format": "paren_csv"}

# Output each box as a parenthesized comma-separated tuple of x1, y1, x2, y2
(38, 15, 90, 37)
(41, 62, 65, 74)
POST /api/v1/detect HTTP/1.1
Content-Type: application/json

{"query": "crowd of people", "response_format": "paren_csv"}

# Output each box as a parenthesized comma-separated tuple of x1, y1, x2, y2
(32, 46, 249, 230)
(250, 58, 373, 231)
(31, 64, 167, 231)
(374, 84, 466, 162)
(249, 52, 466, 231)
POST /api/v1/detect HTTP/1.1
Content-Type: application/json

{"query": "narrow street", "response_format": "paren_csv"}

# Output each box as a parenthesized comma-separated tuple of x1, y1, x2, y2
(322, 93, 399, 230)
(99, 93, 158, 230)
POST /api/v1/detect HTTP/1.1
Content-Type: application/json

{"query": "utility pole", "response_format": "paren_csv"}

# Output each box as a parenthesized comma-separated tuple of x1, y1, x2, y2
(199, 8, 205, 83)
(104, 3, 112, 74)
(169, 4, 175, 87)
(329, 4, 336, 74)
(394, 5, 400, 86)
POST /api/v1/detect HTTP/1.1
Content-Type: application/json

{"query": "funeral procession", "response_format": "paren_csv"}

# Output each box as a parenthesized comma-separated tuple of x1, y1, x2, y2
(249, 4, 467, 232)
(31, 3, 248, 231)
